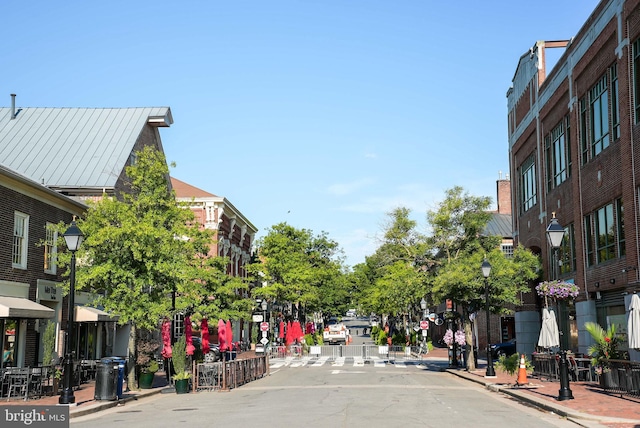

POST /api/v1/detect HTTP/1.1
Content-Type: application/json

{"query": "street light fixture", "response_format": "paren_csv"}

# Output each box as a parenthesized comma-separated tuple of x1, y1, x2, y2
(481, 259, 496, 378)
(546, 212, 573, 401)
(59, 219, 84, 405)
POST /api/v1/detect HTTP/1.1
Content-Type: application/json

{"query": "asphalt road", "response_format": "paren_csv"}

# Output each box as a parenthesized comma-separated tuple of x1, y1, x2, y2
(72, 322, 582, 428)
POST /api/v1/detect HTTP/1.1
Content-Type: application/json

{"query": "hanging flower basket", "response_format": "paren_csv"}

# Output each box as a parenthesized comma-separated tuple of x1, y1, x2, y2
(535, 280, 579, 300)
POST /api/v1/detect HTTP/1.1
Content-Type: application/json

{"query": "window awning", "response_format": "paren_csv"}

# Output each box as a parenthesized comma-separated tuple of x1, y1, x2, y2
(75, 306, 119, 322)
(0, 296, 55, 319)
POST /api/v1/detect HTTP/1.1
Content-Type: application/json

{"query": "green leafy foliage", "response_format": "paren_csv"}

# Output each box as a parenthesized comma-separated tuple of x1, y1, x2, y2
(171, 335, 190, 379)
(42, 321, 56, 366)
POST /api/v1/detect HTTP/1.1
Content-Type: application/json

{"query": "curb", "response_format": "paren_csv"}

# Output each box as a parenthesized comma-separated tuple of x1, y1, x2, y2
(70, 388, 164, 419)
(445, 369, 640, 427)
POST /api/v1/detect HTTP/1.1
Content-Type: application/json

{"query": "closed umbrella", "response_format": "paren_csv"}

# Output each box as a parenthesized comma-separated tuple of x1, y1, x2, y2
(285, 321, 293, 346)
(628, 294, 640, 349)
(279, 321, 285, 340)
(538, 307, 560, 348)
(226, 320, 233, 352)
(185, 316, 195, 356)
(201, 319, 210, 354)
(218, 319, 227, 352)
(161, 317, 172, 359)
(293, 321, 303, 343)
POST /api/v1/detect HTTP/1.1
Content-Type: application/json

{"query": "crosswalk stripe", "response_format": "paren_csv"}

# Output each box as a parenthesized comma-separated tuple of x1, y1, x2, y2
(269, 357, 429, 369)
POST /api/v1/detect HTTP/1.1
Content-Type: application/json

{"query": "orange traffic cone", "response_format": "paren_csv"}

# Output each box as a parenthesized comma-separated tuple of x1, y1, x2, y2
(516, 354, 529, 386)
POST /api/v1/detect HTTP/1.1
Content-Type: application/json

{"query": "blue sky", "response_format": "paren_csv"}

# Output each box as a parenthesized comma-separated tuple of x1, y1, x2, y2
(2, 1, 600, 267)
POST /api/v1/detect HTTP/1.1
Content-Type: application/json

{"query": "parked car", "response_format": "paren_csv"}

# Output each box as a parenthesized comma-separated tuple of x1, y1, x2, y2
(192, 337, 222, 362)
(489, 338, 517, 359)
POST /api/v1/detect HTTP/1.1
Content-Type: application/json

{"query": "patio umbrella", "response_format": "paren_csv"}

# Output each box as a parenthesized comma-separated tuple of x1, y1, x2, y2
(161, 317, 172, 359)
(279, 321, 285, 340)
(293, 320, 303, 342)
(628, 293, 640, 349)
(226, 320, 233, 352)
(218, 319, 227, 352)
(538, 307, 560, 348)
(285, 321, 293, 346)
(201, 319, 210, 354)
(185, 316, 195, 356)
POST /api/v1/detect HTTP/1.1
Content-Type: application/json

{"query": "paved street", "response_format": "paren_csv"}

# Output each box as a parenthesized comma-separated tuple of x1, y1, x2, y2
(71, 349, 580, 428)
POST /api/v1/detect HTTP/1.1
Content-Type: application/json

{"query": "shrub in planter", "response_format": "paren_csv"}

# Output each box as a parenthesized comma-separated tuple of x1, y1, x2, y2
(171, 335, 191, 387)
(495, 353, 532, 376)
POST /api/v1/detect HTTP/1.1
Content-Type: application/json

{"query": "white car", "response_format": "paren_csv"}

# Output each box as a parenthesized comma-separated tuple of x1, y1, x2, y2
(346, 309, 356, 317)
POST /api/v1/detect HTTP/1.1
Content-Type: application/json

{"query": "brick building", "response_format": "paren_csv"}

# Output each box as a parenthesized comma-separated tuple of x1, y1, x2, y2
(508, 0, 639, 360)
(0, 99, 174, 363)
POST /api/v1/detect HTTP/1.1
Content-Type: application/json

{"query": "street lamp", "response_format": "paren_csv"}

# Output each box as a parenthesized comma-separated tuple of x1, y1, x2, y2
(546, 213, 573, 401)
(481, 259, 496, 378)
(59, 219, 84, 405)
(261, 299, 268, 323)
(420, 298, 428, 346)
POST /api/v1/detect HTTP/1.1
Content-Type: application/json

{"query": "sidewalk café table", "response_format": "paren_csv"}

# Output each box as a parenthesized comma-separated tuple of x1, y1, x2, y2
(569, 356, 593, 382)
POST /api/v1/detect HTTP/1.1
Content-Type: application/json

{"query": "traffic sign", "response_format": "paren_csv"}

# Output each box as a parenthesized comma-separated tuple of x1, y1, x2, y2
(260, 338, 269, 345)
(260, 322, 269, 332)
(419, 320, 429, 330)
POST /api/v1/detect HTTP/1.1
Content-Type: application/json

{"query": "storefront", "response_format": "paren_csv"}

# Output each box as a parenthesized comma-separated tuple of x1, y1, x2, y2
(0, 293, 55, 368)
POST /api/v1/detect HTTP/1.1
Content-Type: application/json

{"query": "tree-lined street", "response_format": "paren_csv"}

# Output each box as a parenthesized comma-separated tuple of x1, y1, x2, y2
(71, 355, 580, 428)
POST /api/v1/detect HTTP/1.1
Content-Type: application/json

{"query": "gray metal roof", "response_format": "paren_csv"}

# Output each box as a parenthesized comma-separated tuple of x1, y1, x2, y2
(484, 212, 513, 238)
(0, 107, 172, 189)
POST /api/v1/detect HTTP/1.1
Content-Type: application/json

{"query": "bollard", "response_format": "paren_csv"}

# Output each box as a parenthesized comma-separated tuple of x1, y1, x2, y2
(557, 351, 574, 401)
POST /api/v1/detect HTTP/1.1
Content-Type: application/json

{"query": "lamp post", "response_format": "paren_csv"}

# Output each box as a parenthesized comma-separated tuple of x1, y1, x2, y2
(420, 298, 428, 346)
(546, 213, 573, 401)
(261, 299, 268, 324)
(59, 219, 84, 405)
(481, 259, 496, 378)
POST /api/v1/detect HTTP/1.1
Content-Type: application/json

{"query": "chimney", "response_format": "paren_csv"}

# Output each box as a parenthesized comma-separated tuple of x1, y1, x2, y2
(496, 177, 511, 215)
(10, 94, 16, 119)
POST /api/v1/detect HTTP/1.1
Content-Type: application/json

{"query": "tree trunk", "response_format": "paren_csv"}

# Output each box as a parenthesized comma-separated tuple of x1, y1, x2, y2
(128, 324, 137, 391)
(463, 308, 476, 371)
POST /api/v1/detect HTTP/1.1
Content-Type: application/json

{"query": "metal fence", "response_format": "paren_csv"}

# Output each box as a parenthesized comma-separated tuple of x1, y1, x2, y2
(268, 344, 415, 361)
(194, 355, 269, 392)
(598, 359, 640, 397)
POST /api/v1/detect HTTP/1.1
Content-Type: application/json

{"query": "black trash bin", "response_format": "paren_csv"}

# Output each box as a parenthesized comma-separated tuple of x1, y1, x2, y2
(95, 358, 118, 401)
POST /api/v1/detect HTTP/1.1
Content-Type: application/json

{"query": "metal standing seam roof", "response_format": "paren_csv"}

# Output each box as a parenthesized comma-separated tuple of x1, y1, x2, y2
(484, 212, 513, 239)
(0, 107, 172, 189)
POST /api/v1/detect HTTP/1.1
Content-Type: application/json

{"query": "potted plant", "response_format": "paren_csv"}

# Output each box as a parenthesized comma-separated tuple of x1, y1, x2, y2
(136, 336, 160, 389)
(584, 321, 625, 388)
(171, 335, 191, 394)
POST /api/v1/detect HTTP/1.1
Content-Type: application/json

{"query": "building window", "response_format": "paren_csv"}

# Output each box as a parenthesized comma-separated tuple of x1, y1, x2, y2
(585, 199, 625, 265)
(501, 243, 514, 258)
(584, 215, 594, 267)
(12, 212, 29, 269)
(520, 155, 537, 213)
(560, 223, 576, 274)
(173, 313, 185, 339)
(44, 223, 57, 274)
(545, 116, 570, 190)
(611, 63, 620, 140)
(633, 38, 640, 123)
(590, 75, 610, 157)
(579, 65, 617, 163)
(616, 198, 625, 257)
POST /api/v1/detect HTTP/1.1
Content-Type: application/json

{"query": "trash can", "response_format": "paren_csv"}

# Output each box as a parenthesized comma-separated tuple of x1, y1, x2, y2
(111, 357, 126, 398)
(95, 358, 118, 401)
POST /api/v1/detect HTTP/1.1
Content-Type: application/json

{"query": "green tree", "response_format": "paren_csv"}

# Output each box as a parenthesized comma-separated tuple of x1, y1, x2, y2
(362, 207, 430, 332)
(59, 146, 250, 388)
(428, 186, 539, 370)
(250, 223, 345, 319)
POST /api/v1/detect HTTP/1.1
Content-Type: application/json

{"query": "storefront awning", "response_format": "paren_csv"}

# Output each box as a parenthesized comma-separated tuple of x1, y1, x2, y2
(75, 306, 119, 322)
(0, 296, 55, 319)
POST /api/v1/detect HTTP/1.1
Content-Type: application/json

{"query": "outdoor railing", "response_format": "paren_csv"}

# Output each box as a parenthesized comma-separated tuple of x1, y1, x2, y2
(194, 355, 269, 392)
(531, 353, 558, 381)
(598, 359, 640, 397)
